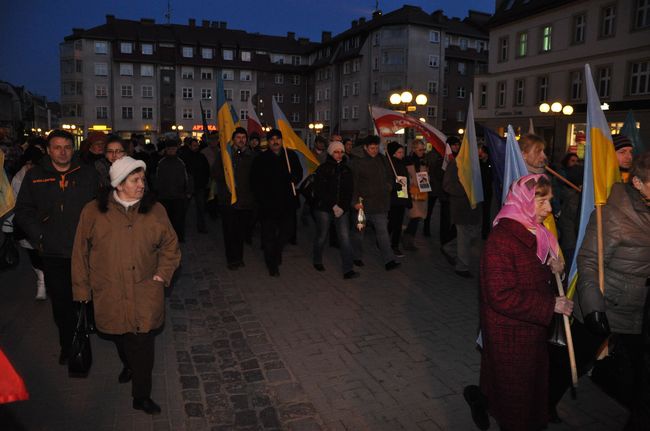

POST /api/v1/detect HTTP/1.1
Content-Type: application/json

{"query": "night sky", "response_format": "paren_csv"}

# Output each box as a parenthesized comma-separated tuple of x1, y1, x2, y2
(0, 0, 494, 102)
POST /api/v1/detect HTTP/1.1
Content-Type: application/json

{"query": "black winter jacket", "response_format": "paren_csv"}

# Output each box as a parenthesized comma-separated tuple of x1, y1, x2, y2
(350, 151, 392, 214)
(155, 156, 192, 199)
(312, 156, 353, 213)
(181, 150, 210, 190)
(388, 155, 410, 207)
(250, 148, 303, 217)
(14, 155, 98, 258)
(213, 145, 257, 209)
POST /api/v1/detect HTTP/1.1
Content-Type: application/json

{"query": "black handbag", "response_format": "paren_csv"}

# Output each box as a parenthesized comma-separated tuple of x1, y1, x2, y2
(68, 302, 93, 377)
(548, 313, 567, 347)
(0, 233, 20, 271)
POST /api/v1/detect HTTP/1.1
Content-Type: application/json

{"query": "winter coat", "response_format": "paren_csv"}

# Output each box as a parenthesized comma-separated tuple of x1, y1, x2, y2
(387, 155, 410, 208)
(442, 158, 481, 225)
(14, 155, 98, 258)
(250, 148, 303, 217)
(312, 155, 353, 213)
(350, 151, 392, 214)
(213, 145, 257, 209)
(406, 154, 428, 217)
(94, 157, 111, 190)
(71, 193, 181, 334)
(479, 218, 556, 431)
(181, 150, 210, 191)
(155, 156, 191, 200)
(575, 183, 650, 334)
(425, 150, 444, 197)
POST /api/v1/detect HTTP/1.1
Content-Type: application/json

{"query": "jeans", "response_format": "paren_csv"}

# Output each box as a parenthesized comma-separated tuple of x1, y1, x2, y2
(352, 212, 396, 265)
(442, 223, 480, 272)
(313, 210, 354, 274)
(42, 257, 75, 355)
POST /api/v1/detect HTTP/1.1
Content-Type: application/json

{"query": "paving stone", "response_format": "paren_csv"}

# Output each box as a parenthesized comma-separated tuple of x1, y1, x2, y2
(279, 403, 317, 421)
(193, 355, 216, 363)
(234, 410, 257, 427)
(181, 376, 200, 389)
(185, 403, 205, 417)
(243, 370, 265, 383)
(252, 394, 272, 408)
(182, 389, 203, 402)
(203, 382, 221, 395)
(177, 350, 192, 362)
(229, 394, 249, 410)
(205, 394, 229, 410)
(259, 407, 281, 428)
(178, 363, 195, 374)
(240, 359, 259, 370)
(191, 344, 213, 354)
(221, 371, 242, 383)
(265, 368, 291, 383)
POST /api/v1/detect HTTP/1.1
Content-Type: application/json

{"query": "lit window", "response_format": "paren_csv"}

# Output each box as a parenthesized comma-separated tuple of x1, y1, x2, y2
(182, 46, 193, 58)
(541, 26, 552, 52)
(120, 42, 133, 54)
(517, 32, 527, 57)
(142, 43, 153, 55)
(429, 30, 440, 43)
(241, 51, 251, 62)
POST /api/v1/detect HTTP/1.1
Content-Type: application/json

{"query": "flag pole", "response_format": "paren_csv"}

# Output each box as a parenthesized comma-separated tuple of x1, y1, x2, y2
(282, 145, 297, 196)
(596, 205, 605, 294)
(554, 273, 578, 391)
(544, 166, 581, 192)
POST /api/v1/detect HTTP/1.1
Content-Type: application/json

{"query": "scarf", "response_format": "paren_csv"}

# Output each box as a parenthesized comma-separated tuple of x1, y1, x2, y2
(493, 174, 559, 263)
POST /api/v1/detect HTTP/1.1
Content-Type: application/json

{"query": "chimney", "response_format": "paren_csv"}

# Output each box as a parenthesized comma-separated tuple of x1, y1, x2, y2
(359, 17, 366, 25)
(372, 10, 382, 19)
(351, 20, 358, 27)
(106, 14, 115, 23)
(202, 20, 210, 28)
(321, 31, 332, 42)
(287, 31, 295, 39)
(188, 18, 196, 27)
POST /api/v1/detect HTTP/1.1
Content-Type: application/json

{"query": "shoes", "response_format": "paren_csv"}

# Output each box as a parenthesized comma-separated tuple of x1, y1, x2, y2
(385, 261, 401, 271)
(455, 270, 473, 279)
(58, 350, 69, 365)
(268, 267, 280, 277)
(440, 248, 456, 266)
(353, 259, 365, 267)
(133, 397, 161, 415)
(392, 247, 405, 258)
(35, 290, 47, 301)
(313, 264, 325, 272)
(548, 406, 562, 424)
(118, 367, 132, 383)
(343, 270, 360, 280)
(463, 385, 490, 430)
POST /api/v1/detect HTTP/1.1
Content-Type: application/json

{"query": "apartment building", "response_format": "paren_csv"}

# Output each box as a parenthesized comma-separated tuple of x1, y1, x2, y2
(475, 0, 650, 162)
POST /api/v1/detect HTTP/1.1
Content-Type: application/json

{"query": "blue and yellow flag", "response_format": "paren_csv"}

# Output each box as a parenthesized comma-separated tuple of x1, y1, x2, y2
(622, 110, 645, 156)
(456, 93, 483, 209)
(567, 64, 620, 298)
(501, 125, 529, 204)
(216, 70, 237, 204)
(0, 151, 16, 218)
(271, 99, 319, 177)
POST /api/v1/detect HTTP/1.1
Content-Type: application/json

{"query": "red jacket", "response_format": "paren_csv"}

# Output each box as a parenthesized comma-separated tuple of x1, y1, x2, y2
(479, 218, 555, 430)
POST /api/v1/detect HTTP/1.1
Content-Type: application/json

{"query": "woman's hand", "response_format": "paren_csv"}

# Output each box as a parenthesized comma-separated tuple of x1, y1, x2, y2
(153, 275, 164, 283)
(554, 296, 573, 316)
(354, 203, 363, 211)
(547, 255, 565, 274)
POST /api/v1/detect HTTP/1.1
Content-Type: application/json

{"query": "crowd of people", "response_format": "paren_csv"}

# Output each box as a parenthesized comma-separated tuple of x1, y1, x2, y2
(0, 126, 648, 428)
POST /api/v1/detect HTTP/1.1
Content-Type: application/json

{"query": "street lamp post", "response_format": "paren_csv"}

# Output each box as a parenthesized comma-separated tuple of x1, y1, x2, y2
(388, 90, 427, 145)
(308, 122, 324, 147)
(538, 101, 573, 163)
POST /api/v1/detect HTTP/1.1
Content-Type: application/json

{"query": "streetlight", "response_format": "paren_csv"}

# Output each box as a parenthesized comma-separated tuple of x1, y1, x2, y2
(389, 90, 428, 112)
(458, 128, 465, 135)
(538, 100, 573, 162)
(308, 122, 324, 146)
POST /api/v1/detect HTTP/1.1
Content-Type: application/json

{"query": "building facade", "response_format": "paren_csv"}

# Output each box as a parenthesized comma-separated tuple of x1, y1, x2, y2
(60, 6, 489, 146)
(475, 0, 650, 162)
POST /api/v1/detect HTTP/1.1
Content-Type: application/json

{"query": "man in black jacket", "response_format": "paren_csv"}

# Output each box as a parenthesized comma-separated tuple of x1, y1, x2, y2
(213, 127, 257, 269)
(156, 140, 191, 242)
(14, 129, 98, 365)
(250, 129, 303, 276)
(181, 138, 210, 233)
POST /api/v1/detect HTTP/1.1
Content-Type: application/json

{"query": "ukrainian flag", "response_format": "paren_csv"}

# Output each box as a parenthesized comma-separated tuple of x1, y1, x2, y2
(0, 151, 16, 218)
(216, 70, 237, 204)
(456, 93, 483, 209)
(567, 64, 620, 298)
(272, 99, 319, 177)
(501, 125, 529, 204)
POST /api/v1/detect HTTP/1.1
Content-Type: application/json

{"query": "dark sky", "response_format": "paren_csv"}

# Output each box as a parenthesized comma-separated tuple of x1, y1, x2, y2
(0, 0, 494, 102)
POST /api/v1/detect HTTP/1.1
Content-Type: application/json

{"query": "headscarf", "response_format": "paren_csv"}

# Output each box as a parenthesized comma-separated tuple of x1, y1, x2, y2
(493, 174, 559, 263)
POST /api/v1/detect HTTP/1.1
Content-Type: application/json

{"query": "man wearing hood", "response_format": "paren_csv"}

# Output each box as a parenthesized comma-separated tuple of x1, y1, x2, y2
(14, 129, 98, 365)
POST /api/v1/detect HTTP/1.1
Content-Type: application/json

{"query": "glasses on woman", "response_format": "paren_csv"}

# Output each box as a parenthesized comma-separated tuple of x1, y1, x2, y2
(106, 149, 125, 155)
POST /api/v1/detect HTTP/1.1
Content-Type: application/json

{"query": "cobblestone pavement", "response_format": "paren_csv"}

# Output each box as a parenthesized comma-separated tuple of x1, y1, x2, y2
(0, 210, 628, 430)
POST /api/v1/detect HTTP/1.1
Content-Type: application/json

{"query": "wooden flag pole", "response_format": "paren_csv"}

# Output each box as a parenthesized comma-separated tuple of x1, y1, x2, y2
(544, 166, 581, 192)
(282, 145, 297, 196)
(596, 205, 605, 294)
(554, 273, 579, 390)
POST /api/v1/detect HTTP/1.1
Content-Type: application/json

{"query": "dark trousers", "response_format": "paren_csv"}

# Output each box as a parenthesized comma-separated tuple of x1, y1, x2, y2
(26, 248, 43, 270)
(387, 205, 406, 248)
(160, 198, 187, 242)
(423, 195, 438, 235)
(42, 257, 75, 354)
(192, 189, 207, 232)
(548, 319, 607, 409)
(439, 197, 456, 245)
(481, 192, 493, 239)
(404, 217, 420, 236)
(261, 213, 295, 271)
(220, 206, 253, 265)
(115, 332, 156, 399)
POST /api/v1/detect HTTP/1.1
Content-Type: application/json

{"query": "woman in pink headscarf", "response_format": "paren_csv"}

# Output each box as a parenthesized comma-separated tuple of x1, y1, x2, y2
(477, 174, 573, 431)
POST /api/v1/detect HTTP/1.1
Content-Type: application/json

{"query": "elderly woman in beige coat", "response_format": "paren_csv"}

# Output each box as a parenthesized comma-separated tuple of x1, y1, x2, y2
(72, 157, 180, 415)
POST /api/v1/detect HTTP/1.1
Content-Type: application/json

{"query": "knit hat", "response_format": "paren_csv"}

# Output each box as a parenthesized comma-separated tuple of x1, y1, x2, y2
(87, 131, 107, 146)
(327, 141, 344, 156)
(266, 128, 282, 140)
(613, 134, 632, 151)
(110, 156, 146, 187)
(387, 141, 403, 156)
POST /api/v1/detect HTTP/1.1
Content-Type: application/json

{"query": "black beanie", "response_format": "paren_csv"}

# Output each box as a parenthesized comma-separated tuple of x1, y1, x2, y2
(613, 134, 632, 151)
(266, 128, 282, 140)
